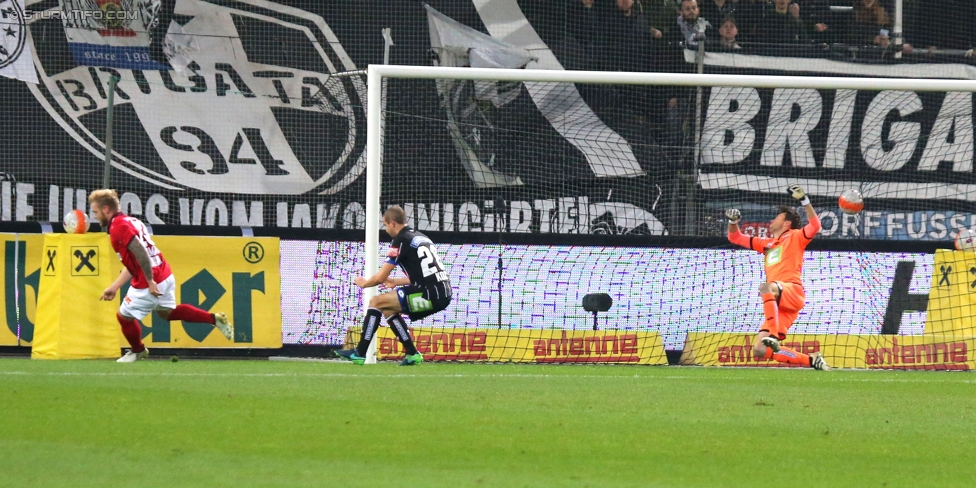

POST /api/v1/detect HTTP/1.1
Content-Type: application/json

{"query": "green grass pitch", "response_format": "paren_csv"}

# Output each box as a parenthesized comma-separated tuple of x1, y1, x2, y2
(1, 358, 974, 487)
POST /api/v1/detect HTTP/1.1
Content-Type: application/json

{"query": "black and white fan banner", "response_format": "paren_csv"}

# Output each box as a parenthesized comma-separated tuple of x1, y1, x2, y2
(0, 0, 37, 83)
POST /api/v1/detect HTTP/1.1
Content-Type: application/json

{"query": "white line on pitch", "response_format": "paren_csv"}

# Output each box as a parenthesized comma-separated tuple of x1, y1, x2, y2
(0, 371, 971, 383)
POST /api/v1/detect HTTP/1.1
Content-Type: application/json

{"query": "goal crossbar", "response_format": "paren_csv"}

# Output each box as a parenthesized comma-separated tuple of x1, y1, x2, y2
(368, 65, 976, 91)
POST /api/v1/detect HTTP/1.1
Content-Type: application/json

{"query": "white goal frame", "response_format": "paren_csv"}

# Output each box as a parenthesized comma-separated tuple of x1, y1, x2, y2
(362, 64, 976, 363)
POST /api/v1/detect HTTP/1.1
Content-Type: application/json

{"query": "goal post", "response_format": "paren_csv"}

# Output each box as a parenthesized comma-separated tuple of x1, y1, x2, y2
(362, 64, 976, 368)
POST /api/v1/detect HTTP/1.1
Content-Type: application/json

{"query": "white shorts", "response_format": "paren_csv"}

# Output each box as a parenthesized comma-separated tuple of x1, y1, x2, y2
(119, 275, 177, 319)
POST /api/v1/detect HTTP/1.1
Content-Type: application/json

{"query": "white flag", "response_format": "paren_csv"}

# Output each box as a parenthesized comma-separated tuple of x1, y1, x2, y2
(0, 0, 38, 83)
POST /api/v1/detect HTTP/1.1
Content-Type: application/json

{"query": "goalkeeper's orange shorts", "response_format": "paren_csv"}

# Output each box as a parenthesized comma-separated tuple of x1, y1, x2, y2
(760, 282, 805, 340)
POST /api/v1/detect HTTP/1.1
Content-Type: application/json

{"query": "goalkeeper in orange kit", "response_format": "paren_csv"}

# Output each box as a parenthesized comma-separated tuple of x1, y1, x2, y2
(726, 185, 829, 371)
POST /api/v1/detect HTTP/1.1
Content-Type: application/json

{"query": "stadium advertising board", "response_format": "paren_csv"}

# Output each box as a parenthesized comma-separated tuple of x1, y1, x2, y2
(1, 1, 974, 237)
(33, 232, 120, 359)
(2, 234, 952, 358)
(134, 236, 282, 348)
(925, 249, 976, 335)
(681, 332, 974, 370)
(281, 241, 934, 349)
(0, 233, 42, 345)
(371, 327, 668, 365)
(738, 210, 976, 241)
(2, 233, 281, 349)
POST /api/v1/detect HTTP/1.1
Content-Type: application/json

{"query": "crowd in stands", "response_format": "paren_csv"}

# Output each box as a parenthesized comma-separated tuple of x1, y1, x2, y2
(568, 0, 976, 66)
(565, 0, 976, 147)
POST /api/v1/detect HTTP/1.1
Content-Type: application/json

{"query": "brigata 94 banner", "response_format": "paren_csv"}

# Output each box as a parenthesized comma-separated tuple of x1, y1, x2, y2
(2, 1, 975, 237)
(699, 84, 976, 244)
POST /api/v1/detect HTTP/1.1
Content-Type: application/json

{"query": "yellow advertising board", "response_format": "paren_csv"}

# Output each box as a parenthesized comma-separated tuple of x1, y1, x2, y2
(370, 328, 668, 365)
(925, 249, 976, 335)
(0, 233, 44, 346)
(681, 332, 975, 370)
(28, 234, 281, 354)
(33, 233, 120, 359)
(133, 236, 282, 348)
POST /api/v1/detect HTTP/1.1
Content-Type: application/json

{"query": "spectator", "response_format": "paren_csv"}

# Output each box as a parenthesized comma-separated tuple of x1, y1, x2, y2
(718, 15, 742, 49)
(733, 0, 769, 42)
(699, 0, 739, 28)
(793, 0, 831, 43)
(568, 0, 601, 48)
(662, 0, 708, 150)
(604, 0, 667, 126)
(663, 0, 710, 73)
(568, 0, 608, 69)
(605, 0, 657, 71)
(675, 0, 711, 50)
(756, 0, 808, 45)
(848, 0, 891, 48)
(903, 0, 975, 57)
(639, 0, 681, 39)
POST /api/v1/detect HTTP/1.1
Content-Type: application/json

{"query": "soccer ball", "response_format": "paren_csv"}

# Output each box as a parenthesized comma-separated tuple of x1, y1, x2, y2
(63, 209, 89, 234)
(955, 229, 976, 252)
(838, 189, 864, 215)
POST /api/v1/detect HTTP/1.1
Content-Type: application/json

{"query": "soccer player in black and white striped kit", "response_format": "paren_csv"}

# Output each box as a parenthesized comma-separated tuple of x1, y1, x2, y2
(336, 206, 453, 365)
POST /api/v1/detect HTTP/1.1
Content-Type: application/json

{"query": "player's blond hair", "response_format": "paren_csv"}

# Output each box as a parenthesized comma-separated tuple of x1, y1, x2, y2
(88, 189, 120, 211)
(383, 205, 407, 225)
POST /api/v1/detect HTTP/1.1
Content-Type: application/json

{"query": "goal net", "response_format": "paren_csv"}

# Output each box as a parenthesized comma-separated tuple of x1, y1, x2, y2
(348, 64, 976, 370)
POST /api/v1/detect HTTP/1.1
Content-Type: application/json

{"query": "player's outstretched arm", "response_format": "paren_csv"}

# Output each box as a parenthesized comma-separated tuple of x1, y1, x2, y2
(354, 263, 397, 289)
(788, 184, 822, 237)
(101, 268, 133, 301)
(726, 208, 751, 248)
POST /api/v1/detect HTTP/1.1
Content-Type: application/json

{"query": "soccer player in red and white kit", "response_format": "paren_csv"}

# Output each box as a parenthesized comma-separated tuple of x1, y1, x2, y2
(726, 185, 829, 371)
(89, 189, 234, 362)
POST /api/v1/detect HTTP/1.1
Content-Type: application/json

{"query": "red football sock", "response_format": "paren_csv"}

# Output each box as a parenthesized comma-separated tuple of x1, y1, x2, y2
(167, 304, 214, 324)
(117, 313, 145, 353)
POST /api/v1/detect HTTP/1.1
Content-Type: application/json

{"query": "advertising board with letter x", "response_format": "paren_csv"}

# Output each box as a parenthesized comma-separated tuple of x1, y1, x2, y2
(130, 236, 282, 348)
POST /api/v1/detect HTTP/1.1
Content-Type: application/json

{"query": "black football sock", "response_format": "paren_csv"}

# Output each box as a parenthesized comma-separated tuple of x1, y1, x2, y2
(387, 314, 418, 356)
(357, 308, 382, 356)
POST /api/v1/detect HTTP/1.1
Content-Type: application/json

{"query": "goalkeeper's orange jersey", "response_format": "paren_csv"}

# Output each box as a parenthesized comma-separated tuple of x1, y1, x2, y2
(747, 227, 815, 285)
(729, 213, 821, 285)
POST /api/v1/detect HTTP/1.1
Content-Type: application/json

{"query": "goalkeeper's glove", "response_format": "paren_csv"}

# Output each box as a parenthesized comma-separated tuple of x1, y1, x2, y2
(787, 184, 811, 206)
(726, 208, 741, 224)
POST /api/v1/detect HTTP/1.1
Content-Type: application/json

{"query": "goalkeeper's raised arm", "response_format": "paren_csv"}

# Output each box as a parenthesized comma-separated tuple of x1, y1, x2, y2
(726, 208, 752, 249)
(726, 185, 822, 249)
(788, 184, 822, 240)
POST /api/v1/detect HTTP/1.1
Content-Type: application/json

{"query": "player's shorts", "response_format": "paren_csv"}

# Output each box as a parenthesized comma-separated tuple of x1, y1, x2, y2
(396, 285, 451, 321)
(119, 275, 177, 319)
(761, 281, 805, 340)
